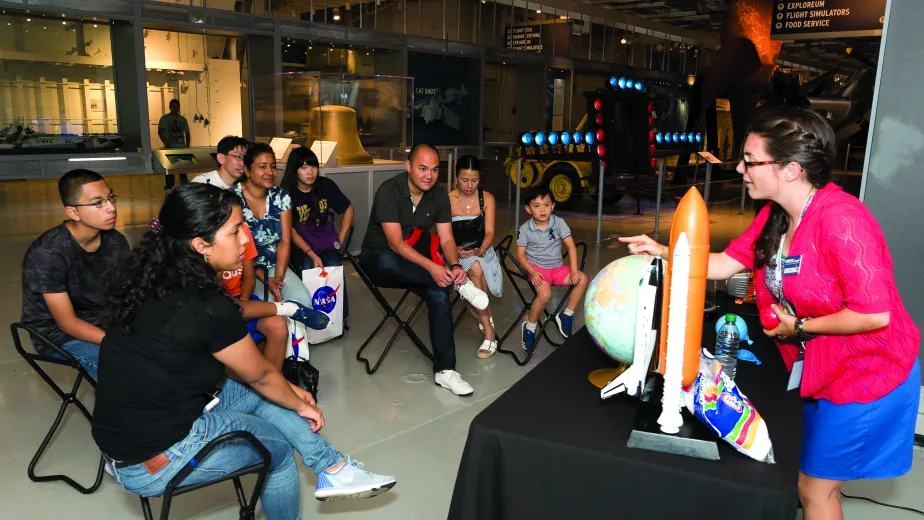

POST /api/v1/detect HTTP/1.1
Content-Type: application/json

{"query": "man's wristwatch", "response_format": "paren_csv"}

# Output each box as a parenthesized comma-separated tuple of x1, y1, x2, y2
(450, 263, 463, 270)
(795, 317, 816, 339)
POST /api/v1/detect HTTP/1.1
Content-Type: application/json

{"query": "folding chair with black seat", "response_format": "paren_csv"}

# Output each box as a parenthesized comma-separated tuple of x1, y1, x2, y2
(9, 323, 105, 494)
(137, 431, 271, 520)
(346, 241, 474, 375)
(346, 250, 434, 374)
(494, 234, 588, 366)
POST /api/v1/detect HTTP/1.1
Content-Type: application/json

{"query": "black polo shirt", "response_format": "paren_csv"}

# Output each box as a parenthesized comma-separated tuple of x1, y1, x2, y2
(362, 171, 451, 252)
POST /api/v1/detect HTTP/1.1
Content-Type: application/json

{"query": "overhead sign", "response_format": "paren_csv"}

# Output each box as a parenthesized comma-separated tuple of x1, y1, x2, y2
(506, 25, 543, 52)
(771, 0, 886, 40)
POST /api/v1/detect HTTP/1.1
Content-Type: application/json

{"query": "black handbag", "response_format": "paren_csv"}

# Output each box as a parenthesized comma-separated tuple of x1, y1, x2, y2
(282, 356, 320, 399)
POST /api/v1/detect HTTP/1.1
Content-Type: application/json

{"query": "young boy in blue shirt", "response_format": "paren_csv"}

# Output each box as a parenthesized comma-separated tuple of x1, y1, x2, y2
(516, 187, 589, 354)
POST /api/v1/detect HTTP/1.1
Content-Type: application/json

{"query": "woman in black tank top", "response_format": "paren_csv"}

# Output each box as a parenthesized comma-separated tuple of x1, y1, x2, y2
(450, 156, 503, 358)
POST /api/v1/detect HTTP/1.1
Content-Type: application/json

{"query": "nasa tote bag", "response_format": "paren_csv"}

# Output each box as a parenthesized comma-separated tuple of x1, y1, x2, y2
(283, 318, 320, 398)
(300, 266, 344, 343)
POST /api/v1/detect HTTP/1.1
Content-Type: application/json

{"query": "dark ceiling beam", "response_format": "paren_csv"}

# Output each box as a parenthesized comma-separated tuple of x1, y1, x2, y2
(608, 2, 668, 9)
(545, 0, 719, 44)
(647, 10, 698, 18)
(654, 14, 712, 20)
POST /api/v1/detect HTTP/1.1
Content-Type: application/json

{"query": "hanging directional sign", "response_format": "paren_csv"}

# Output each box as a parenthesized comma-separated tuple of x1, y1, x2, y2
(771, 0, 886, 40)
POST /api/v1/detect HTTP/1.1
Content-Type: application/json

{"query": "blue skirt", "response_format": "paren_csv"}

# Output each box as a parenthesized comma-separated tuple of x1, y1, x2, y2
(801, 357, 920, 480)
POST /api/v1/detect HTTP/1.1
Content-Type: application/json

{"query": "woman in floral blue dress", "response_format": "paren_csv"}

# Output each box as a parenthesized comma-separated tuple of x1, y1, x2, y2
(232, 142, 313, 305)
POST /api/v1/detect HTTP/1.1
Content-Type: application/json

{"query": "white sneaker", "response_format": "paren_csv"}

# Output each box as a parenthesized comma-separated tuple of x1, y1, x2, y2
(456, 280, 489, 310)
(315, 457, 397, 501)
(435, 370, 474, 396)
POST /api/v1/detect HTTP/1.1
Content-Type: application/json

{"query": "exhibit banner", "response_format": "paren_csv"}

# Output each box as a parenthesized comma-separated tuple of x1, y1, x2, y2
(770, 0, 886, 40)
(408, 53, 481, 146)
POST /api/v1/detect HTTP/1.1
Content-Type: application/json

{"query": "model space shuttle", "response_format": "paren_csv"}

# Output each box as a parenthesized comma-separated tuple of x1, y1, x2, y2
(602, 187, 710, 434)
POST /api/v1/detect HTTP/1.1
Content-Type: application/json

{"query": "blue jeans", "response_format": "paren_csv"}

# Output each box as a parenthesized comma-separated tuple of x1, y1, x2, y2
(109, 379, 343, 520)
(303, 249, 349, 320)
(256, 266, 313, 305)
(52, 339, 99, 378)
(359, 249, 455, 372)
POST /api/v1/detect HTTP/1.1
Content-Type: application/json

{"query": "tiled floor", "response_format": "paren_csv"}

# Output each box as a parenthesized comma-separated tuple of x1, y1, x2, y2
(0, 174, 921, 519)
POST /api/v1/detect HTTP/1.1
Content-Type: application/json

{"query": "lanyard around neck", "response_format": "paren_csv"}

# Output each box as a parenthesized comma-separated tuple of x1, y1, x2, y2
(775, 188, 816, 302)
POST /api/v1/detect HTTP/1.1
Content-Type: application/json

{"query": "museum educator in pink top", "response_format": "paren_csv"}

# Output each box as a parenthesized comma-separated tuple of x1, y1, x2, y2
(622, 106, 920, 520)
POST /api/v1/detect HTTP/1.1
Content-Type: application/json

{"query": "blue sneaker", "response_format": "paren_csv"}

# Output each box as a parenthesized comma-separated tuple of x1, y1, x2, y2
(315, 457, 397, 501)
(286, 300, 331, 331)
(555, 312, 573, 338)
(521, 322, 537, 354)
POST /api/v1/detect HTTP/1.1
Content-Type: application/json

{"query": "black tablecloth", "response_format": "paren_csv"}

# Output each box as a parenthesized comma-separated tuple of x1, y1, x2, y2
(449, 295, 803, 520)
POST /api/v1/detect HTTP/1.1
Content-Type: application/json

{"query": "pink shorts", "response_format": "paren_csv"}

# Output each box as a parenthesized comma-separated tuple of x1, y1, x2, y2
(528, 262, 571, 286)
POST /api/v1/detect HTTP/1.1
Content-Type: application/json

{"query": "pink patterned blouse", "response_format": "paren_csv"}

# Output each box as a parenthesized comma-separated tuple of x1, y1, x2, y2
(725, 183, 919, 404)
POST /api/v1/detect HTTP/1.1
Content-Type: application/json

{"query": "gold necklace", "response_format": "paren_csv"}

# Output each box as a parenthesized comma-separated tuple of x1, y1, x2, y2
(457, 191, 477, 214)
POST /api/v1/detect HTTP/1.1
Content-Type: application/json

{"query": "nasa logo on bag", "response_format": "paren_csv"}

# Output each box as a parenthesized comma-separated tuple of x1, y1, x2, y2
(286, 317, 308, 359)
(312, 285, 341, 314)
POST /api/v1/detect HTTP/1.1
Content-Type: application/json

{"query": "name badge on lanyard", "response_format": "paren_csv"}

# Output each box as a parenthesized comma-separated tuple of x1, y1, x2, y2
(782, 256, 802, 276)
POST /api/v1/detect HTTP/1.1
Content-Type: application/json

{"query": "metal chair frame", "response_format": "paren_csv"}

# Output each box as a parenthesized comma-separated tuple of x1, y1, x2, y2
(10, 322, 105, 494)
(139, 431, 271, 520)
(494, 234, 588, 366)
(347, 250, 470, 375)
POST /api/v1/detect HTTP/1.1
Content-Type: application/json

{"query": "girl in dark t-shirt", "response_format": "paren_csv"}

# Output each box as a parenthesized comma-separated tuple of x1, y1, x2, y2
(92, 184, 395, 517)
(281, 147, 355, 325)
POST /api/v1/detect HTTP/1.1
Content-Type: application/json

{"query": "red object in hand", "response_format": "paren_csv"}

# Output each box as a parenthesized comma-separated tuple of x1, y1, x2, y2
(760, 305, 780, 330)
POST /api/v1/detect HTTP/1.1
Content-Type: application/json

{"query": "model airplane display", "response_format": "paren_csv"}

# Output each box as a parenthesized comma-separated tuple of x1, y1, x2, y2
(0, 119, 124, 155)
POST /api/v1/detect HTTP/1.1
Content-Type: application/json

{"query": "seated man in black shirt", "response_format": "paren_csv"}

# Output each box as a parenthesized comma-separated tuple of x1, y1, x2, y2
(361, 143, 488, 396)
(20, 169, 129, 377)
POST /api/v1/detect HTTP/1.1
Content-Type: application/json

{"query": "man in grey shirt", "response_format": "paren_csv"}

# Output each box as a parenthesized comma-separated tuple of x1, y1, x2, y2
(158, 99, 191, 191)
(515, 187, 588, 353)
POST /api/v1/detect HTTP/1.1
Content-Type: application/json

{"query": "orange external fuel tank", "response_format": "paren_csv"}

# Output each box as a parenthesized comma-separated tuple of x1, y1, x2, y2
(657, 187, 710, 386)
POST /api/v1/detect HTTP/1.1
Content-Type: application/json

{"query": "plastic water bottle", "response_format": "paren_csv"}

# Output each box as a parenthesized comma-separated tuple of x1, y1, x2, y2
(715, 314, 741, 381)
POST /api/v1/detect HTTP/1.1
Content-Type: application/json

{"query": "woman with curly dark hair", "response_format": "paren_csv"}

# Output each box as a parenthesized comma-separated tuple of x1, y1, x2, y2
(622, 106, 919, 520)
(92, 184, 395, 518)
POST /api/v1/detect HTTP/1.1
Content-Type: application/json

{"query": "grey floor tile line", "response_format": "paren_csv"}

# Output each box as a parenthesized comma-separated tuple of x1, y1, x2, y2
(347, 386, 510, 457)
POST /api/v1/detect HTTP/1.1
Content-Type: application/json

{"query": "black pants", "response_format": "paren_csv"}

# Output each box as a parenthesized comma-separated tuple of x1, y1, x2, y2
(360, 250, 455, 372)
(164, 174, 189, 189)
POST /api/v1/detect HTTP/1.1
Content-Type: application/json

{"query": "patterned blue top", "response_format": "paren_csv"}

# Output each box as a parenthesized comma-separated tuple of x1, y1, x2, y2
(232, 184, 292, 268)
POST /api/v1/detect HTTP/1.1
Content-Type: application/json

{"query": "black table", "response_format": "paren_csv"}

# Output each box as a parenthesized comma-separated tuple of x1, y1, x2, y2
(449, 296, 803, 520)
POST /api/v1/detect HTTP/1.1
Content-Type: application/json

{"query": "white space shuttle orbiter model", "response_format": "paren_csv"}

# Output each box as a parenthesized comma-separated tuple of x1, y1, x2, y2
(601, 187, 710, 435)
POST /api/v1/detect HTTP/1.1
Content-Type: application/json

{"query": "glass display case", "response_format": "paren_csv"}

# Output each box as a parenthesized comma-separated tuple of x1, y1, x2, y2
(0, 12, 127, 156)
(253, 72, 413, 163)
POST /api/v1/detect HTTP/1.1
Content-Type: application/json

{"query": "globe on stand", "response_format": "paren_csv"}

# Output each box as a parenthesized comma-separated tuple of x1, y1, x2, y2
(584, 255, 660, 388)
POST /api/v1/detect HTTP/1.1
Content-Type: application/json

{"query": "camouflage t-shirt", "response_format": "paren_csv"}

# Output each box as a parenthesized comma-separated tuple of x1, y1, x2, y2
(21, 223, 129, 353)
